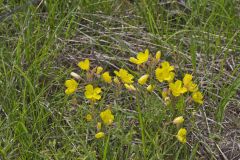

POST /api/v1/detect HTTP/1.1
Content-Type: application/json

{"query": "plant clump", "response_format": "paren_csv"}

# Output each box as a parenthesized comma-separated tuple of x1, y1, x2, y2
(64, 49, 204, 144)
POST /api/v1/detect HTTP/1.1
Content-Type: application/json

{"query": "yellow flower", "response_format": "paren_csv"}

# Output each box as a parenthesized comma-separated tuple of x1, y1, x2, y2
(65, 79, 78, 95)
(78, 58, 90, 71)
(84, 84, 102, 101)
(138, 74, 149, 85)
(183, 74, 192, 85)
(155, 61, 174, 82)
(155, 51, 161, 61)
(187, 82, 198, 92)
(129, 49, 149, 65)
(102, 72, 112, 83)
(114, 69, 134, 84)
(147, 84, 155, 92)
(95, 132, 105, 139)
(173, 116, 184, 125)
(100, 109, 114, 125)
(96, 66, 103, 74)
(176, 128, 187, 143)
(183, 74, 198, 92)
(97, 122, 102, 131)
(124, 84, 136, 91)
(192, 91, 203, 104)
(169, 80, 187, 97)
(86, 114, 93, 122)
(113, 76, 120, 85)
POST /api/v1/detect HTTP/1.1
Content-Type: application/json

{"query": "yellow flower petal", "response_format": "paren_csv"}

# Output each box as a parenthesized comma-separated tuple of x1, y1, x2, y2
(114, 69, 134, 84)
(100, 109, 114, 125)
(155, 62, 175, 82)
(124, 84, 136, 91)
(155, 51, 161, 61)
(161, 61, 174, 71)
(129, 49, 149, 65)
(183, 74, 198, 92)
(155, 68, 164, 82)
(65, 88, 76, 95)
(85, 84, 93, 92)
(64, 79, 78, 95)
(84, 84, 102, 101)
(93, 94, 101, 100)
(169, 80, 187, 97)
(65, 79, 78, 88)
(192, 91, 203, 104)
(173, 116, 184, 125)
(94, 87, 102, 94)
(84, 91, 92, 99)
(95, 132, 105, 139)
(137, 49, 149, 63)
(102, 72, 112, 83)
(78, 58, 90, 71)
(188, 82, 198, 92)
(183, 74, 192, 85)
(86, 114, 93, 122)
(138, 74, 149, 85)
(168, 72, 175, 82)
(129, 57, 140, 65)
(147, 84, 155, 92)
(176, 128, 187, 143)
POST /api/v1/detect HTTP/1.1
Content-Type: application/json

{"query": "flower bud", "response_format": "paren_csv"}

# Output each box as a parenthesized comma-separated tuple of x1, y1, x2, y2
(97, 122, 102, 131)
(147, 84, 154, 92)
(155, 51, 161, 61)
(86, 114, 93, 122)
(124, 84, 136, 91)
(113, 76, 120, 85)
(138, 74, 149, 85)
(102, 72, 112, 83)
(70, 72, 81, 80)
(173, 116, 184, 125)
(95, 132, 105, 139)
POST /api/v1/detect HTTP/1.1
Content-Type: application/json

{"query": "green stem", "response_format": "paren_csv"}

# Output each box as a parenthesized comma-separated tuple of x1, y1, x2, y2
(136, 93, 147, 159)
(103, 133, 110, 160)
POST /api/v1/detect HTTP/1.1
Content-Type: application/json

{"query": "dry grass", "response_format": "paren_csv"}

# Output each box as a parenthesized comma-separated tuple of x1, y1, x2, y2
(0, 0, 239, 159)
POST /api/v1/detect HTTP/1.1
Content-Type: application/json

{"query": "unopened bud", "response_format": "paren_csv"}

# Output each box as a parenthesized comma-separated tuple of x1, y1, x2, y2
(70, 72, 81, 80)
(173, 116, 184, 125)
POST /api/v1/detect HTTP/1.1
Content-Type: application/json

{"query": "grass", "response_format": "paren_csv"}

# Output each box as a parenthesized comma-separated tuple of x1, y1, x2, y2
(0, 0, 240, 159)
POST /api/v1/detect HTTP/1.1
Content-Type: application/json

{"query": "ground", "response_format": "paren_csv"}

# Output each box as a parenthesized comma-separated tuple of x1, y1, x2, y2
(0, 0, 240, 159)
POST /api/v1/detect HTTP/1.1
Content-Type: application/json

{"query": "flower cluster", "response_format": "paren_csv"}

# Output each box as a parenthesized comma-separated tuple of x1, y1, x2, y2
(65, 58, 117, 139)
(64, 49, 204, 144)
(128, 49, 203, 143)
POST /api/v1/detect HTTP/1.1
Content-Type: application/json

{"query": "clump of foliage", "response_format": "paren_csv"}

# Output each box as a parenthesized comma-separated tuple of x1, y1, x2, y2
(64, 49, 203, 148)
